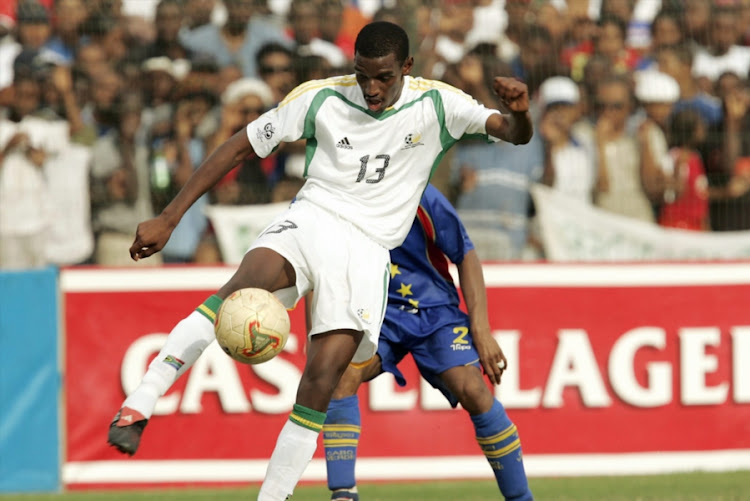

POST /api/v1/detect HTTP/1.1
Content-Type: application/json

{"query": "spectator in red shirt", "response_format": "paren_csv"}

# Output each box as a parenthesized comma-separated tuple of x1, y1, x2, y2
(660, 109, 710, 231)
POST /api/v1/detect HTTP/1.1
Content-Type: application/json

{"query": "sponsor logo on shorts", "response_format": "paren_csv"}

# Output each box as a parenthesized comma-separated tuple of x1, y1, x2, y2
(357, 308, 371, 323)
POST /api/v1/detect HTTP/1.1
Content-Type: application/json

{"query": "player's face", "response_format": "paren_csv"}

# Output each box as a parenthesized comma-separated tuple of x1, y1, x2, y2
(354, 52, 413, 113)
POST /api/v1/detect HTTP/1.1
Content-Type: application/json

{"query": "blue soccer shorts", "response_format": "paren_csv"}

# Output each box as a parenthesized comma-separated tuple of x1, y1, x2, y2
(377, 303, 481, 407)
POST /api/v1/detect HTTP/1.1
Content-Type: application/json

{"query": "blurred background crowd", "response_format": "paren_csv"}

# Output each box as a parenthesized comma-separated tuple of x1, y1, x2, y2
(1, 0, 749, 268)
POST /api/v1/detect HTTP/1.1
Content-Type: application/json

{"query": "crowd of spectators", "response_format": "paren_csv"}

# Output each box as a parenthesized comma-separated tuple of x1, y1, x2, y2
(0, 0, 749, 268)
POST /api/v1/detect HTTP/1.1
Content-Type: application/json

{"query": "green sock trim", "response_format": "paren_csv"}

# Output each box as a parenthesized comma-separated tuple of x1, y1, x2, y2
(195, 294, 223, 322)
(289, 403, 327, 432)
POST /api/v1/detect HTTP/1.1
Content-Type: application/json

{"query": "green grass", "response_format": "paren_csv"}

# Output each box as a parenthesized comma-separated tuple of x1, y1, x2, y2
(3, 472, 750, 501)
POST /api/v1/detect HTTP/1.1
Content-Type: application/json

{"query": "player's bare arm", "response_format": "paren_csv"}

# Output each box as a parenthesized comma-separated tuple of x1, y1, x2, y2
(457, 249, 507, 386)
(485, 77, 533, 145)
(130, 130, 255, 261)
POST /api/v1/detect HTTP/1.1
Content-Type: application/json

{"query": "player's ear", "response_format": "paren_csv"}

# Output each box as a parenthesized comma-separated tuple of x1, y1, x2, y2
(401, 56, 414, 76)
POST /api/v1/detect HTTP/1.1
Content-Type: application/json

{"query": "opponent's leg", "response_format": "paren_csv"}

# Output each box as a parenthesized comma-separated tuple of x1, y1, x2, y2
(324, 357, 383, 501)
(258, 329, 363, 501)
(108, 248, 295, 455)
(440, 366, 533, 501)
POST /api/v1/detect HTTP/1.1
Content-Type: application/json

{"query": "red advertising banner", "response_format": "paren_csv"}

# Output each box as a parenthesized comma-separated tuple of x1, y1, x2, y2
(61, 264, 750, 486)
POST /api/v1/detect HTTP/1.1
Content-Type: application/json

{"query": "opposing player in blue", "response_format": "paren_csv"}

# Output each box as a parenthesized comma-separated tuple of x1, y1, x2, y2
(323, 185, 533, 501)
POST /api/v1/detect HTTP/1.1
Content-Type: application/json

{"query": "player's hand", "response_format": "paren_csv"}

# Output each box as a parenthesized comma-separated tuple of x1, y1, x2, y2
(492, 77, 529, 113)
(129, 215, 176, 261)
(474, 330, 507, 386)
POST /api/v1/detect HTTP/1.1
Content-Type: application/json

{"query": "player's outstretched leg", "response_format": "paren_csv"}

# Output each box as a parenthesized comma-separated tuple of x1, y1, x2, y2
(324, 395, 361, 501)
(258, 329, 363, 501)
(107, 295, 223, 455)
(441, 366, 533, 501)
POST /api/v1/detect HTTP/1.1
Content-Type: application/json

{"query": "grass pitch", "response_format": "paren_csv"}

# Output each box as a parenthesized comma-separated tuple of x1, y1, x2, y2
(3, 471, 749, 500)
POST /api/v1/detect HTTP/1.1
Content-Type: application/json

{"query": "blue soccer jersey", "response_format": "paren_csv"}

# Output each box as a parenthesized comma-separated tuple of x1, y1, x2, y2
(387, 184, 474, 310)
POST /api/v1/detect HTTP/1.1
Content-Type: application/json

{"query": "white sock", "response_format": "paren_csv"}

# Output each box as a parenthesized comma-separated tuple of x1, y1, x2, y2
(122, 311, 216, 418)
(258, 420, 320, 501)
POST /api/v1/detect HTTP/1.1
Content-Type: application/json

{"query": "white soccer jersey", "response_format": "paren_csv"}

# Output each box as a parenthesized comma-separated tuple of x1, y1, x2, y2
(247, 75, 500, 249)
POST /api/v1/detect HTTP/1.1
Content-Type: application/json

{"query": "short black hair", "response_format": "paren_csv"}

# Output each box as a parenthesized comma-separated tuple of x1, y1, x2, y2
(354, 21, 409, 64)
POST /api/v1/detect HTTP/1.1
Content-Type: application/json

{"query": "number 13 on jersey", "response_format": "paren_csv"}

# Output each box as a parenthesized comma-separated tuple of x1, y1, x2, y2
(357, 154, 390, 184)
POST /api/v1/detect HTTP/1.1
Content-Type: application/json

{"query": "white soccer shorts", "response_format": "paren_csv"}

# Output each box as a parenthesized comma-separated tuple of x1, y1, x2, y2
(250, 199, 390, 363)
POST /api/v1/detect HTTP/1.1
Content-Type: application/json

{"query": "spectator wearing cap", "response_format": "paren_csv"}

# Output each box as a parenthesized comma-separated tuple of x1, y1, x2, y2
(178, 0, 293, 79)
(633, 70, 680, 209)
(140, 56, 185, 144)
(207, 77, 277, 205)
(538, 75, 596, 205)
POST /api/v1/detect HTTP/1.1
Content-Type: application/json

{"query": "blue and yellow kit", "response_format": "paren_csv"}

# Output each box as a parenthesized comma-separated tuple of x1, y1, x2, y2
(378, 184, 481, 407)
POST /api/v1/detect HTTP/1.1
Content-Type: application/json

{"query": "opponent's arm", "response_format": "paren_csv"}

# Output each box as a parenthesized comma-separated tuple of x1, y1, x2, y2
(130, 130, 254, 260)
(485, 77, 533, 145)
(456, 249, 507, 385)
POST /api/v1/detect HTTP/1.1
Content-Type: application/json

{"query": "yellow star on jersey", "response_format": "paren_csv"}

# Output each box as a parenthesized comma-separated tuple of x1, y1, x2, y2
(408, 299, 419, 308)
(396, 283, 413, 298)
(390, 263, 401, 279)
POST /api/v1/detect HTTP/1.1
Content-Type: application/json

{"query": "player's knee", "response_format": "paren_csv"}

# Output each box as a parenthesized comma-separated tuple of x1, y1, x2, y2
(447, 367, 494, 415)
(332, 365, 364, 399)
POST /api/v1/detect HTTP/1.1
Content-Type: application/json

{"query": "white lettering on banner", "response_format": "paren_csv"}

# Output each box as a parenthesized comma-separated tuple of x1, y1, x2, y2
(496, 327, 748, 409)
(181, 343, 251, 413)
(495, 331, 542, 408)
(543, 330, 612, 408)
(609, 327, 672, 407)
(120, 333, 303, 415)
(680, 328, 728, 405)
(733, 328, 750, 403)
(121, 326, 750, 414)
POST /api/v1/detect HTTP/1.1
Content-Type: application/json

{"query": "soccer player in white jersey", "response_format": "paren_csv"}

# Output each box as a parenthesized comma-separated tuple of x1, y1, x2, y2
(107, 21, 532, 501)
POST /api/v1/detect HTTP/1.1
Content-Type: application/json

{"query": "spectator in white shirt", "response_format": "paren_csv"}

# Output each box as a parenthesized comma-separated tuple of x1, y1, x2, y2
(692, 4, 750, 92)
(538, 76, 596, 205)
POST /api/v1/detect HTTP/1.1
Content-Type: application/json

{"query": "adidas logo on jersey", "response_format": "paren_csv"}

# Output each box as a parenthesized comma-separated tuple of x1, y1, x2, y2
(336, 137, 353, 149)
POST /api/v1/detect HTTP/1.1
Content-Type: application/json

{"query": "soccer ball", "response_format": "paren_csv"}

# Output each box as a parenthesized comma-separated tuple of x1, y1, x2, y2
(214, 288, 290, 365)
